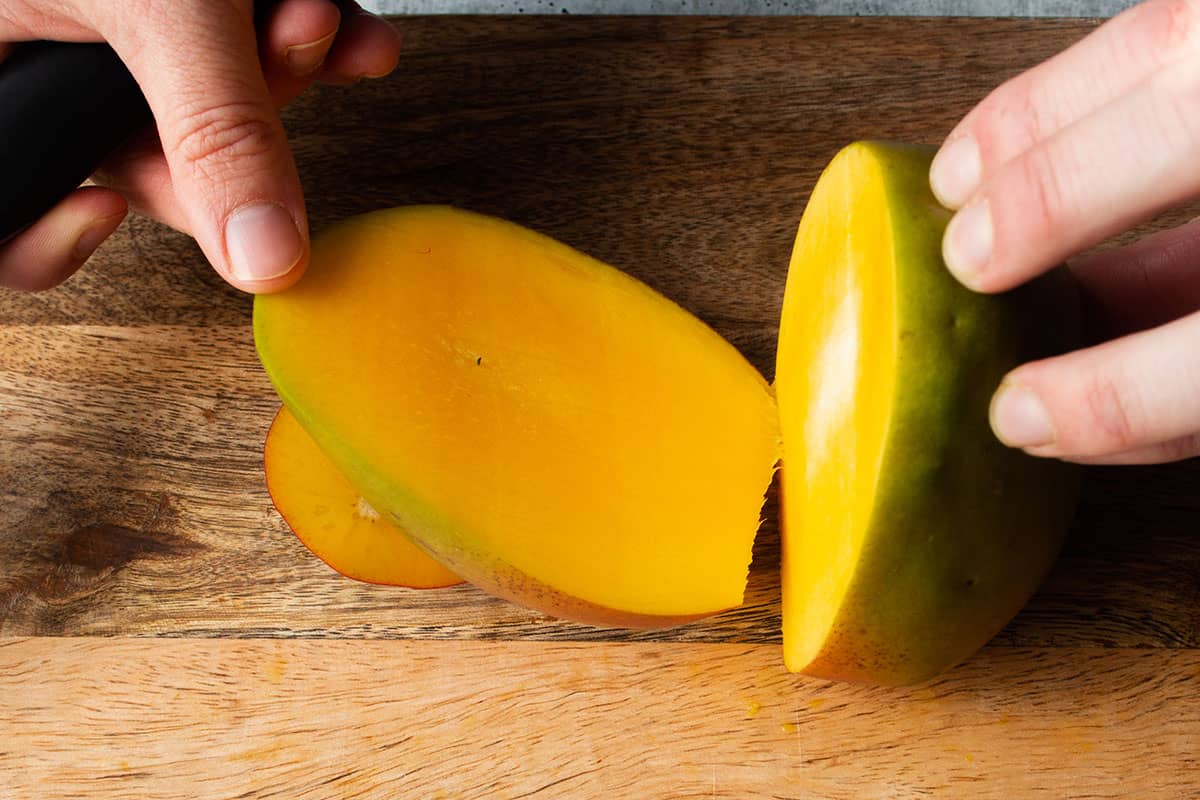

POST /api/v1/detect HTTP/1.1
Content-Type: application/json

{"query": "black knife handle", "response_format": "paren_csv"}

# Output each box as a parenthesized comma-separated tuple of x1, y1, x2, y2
(0, 42, 150, 244)
(0, 2, 280, 245)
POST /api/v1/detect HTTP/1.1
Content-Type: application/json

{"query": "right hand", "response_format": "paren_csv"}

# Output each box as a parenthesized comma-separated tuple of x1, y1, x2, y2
(930, 0, 1200, 465)
(0, 0, 402, 293)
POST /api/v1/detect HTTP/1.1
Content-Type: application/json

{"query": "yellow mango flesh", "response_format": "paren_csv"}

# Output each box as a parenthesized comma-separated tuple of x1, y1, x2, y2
(264, 406, 462, 589)
(775, 143, 897, 669)
(255, 206, 781, 625)
(776, 142, 1080, 685)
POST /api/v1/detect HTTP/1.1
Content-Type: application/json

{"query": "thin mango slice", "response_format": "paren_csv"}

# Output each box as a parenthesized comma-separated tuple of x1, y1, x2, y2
(265, 406, 462, 589)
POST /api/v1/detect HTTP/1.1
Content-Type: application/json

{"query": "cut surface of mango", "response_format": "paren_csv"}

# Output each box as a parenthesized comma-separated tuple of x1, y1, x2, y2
(265, 406, 462, 589)
(255, 206, 781, 625)
(775, 141, 1080, 685)
(775, 142, 897, 673)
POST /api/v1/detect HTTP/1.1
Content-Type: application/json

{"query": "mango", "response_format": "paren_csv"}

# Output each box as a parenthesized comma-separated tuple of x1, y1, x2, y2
(264, 405, 462, 588)
(255, 148, 1080, 682)
(254, 206, 781, 627)
(774, 141, 1081, 685)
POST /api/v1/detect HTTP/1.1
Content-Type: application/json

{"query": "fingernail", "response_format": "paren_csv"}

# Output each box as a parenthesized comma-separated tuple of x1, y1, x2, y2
(72, 213, 125, 261)
(225, 203, 304, 283)
(943, 199, 993, 289)
(930, 136, 981, 209)
(991, 384, 1055, 448)
(285, 31, 336, 76)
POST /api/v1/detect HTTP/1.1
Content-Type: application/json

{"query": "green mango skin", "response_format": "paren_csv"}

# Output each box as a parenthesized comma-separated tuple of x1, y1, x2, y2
(785, 141, 1082, 686)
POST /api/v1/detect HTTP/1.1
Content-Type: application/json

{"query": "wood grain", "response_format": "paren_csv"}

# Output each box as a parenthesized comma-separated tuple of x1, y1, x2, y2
(3, 637, 1198, 799)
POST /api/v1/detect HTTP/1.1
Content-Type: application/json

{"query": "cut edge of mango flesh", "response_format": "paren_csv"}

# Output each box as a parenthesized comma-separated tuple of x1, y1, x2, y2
(776, 143, 897, 671)
(256, 206, 781, 620)
(264, 405, 463, 589)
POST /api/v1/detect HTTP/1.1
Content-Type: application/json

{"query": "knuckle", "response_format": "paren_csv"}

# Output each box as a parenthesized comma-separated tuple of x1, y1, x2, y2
(1083, 373, 1142, 452)
(1014, 87, 1051, 153)
(984, 80, 1051, 155)
(1145, 0, 1200, 62)
(1017, 146, 1070, 238)
(1155, 59, 1200, 154)
(169, 102, 280, 180)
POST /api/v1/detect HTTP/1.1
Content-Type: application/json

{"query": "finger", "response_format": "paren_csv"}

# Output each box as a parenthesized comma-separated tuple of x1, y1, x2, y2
(941, 61, 1200, 294)
(96, 0, 345, 233)
(92, 128, 188, 232)
(989, 311, 1200, 460)
(1069, 216, 1200, 337)
(931, 0, 1199, 208)
(0, 186, 126, 291)
(1067, 433, 1200, 465)
(94, 86, 312, 230)
(0, 4, 97, 42)
(259, 0, 341, 96)
(100, 1, 307, 294)
(317, 6, 401, 84)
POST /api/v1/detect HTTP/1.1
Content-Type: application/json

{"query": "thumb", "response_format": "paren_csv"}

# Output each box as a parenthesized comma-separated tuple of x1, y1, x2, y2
(105, 1, 307, 292)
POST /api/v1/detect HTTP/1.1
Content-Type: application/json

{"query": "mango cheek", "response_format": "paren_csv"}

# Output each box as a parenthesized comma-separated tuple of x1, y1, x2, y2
(254, 205, 781, 627)
(776, 142, 1080, 686)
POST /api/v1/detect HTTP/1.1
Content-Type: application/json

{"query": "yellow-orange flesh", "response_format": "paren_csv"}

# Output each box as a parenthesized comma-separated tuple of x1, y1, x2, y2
(775, 144, 896, 671)
(264, 406, 462, 589)
(255, 206, 781, 623)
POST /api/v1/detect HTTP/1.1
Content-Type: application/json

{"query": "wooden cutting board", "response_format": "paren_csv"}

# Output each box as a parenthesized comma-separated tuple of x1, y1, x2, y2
(3, 15, 1199, 798)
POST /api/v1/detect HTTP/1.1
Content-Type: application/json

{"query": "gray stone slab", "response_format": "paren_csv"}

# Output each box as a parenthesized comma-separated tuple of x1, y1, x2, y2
(363, 0, 1136, 16)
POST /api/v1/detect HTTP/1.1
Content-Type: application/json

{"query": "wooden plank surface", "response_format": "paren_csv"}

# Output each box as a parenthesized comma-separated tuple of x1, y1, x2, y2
(2, 15, 1199, 797)
(4, 638, 1199, 799)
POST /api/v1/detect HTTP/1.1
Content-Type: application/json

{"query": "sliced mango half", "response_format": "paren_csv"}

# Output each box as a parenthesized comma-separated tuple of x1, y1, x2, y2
(255, 206, 781, 627)
(775, 141, 1081, 685)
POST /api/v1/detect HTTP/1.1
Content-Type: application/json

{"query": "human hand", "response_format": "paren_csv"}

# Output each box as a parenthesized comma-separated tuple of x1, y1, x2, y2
(930, 0, 1200, 465)
(0, 0, 401, 293)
